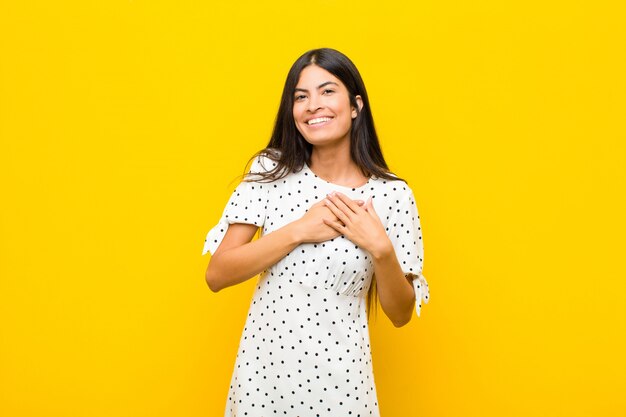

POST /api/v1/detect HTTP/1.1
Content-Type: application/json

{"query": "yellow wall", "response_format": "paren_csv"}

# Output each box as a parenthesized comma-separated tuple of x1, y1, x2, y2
(1, 1, 624, 416)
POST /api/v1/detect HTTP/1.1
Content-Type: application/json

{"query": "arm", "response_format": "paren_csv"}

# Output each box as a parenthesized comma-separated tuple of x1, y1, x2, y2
(205, 222, 301, 292)
(205, 199, 363, 292)
(322, 192, 415, 327)
(369, 243, 416, 327)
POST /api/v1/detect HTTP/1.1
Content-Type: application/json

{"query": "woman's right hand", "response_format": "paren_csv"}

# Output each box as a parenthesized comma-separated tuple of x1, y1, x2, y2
(293, 198, 364, 244)
(206, 196, 362, 292)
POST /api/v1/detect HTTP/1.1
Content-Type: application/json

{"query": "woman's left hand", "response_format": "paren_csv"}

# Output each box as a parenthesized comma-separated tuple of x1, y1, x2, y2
(322, 191, 392, 257)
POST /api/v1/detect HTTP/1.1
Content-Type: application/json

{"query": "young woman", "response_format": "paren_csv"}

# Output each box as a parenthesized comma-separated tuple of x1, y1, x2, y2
(202, 48, 429, 416)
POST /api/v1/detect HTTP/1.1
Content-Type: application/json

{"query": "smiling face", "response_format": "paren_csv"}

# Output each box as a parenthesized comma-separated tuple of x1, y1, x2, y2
(292, 65, 362, 148)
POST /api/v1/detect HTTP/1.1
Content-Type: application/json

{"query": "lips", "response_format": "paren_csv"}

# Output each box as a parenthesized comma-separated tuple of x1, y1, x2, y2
(306, 116, 333, 125)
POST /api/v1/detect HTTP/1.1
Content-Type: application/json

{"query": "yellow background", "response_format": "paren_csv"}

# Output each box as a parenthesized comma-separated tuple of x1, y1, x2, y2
(1, 1, 625, 416)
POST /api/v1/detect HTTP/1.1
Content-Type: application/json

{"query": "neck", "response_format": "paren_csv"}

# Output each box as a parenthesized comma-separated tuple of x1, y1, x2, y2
(309, 141, 367, 185)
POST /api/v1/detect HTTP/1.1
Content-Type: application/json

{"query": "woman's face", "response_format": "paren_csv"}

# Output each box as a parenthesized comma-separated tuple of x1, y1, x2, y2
(292, 65, 362, 149)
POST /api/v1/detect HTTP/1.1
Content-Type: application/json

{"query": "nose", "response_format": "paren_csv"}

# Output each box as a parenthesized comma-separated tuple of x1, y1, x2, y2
(307, 93, 322, 112)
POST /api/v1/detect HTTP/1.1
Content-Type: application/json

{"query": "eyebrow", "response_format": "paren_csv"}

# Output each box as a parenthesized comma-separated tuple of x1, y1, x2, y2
(294, 81, 339, 93)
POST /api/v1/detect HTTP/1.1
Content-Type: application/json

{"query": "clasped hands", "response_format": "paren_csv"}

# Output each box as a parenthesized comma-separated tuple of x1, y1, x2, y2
(321, 191, 391, 258)
(296, 191, 391, 257)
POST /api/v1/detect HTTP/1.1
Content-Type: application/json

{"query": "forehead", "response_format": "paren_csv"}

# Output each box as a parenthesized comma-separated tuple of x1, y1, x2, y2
(296, 65, 345, 88)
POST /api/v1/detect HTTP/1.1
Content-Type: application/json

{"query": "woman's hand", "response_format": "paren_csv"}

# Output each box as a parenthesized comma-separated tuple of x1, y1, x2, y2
(294, 198, 364, 244)
(322, 191, 392, 258)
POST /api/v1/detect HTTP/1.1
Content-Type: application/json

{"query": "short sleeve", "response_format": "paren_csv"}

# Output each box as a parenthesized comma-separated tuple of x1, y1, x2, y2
(201, 154, 271, 256)
(386, 187, 430, 317)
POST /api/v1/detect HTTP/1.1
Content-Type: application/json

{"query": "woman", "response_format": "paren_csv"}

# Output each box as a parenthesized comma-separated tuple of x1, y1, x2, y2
(202, 48, 429, 416)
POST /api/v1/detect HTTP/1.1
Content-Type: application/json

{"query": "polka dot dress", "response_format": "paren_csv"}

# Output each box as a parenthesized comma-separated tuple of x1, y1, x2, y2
(202, 152, 430, 417)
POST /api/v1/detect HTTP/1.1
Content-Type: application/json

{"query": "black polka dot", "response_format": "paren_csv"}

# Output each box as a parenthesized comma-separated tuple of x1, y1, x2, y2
(201, 152, 427, 414)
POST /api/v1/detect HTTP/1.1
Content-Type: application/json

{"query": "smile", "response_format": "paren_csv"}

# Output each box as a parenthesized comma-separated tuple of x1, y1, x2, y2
(307, 117, 333, 125)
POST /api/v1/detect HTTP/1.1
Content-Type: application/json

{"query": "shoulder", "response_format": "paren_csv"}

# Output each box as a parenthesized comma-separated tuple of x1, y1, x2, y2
(246, 148, 280, 176)
(244, 148, 285, 183)
(249, 148, 282, 173)
(373, 174, 415, 202)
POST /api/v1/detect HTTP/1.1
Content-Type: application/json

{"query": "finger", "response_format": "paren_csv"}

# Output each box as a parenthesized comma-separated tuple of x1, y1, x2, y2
(327, 192, 360, 218)
(365, 196, 377, 215)
(322, 217, 346, 233)
(332, 192, 363, 214)
(324, 196, 351, 225)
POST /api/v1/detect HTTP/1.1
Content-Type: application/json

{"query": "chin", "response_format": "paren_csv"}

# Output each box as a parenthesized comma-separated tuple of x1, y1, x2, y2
(301, 135, 342, 146)
(300, 132, 350, 146)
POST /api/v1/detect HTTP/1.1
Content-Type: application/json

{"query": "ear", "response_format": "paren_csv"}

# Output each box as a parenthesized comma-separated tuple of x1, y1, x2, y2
(352, 95, 364, 119)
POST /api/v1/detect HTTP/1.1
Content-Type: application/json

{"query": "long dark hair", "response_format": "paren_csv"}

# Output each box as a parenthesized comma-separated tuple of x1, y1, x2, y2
(244, 48, 407, 319)
(245, 47, 405, 184)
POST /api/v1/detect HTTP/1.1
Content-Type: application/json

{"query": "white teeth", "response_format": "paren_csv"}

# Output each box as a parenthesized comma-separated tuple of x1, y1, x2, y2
(307, 117, 332, 125)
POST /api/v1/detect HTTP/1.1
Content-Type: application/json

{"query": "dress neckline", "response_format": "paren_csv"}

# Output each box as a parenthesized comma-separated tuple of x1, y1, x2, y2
(304, 162, 372, 190)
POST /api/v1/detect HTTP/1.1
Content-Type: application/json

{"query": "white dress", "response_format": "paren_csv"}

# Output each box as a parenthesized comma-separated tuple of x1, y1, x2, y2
(202, 152, 430, 417)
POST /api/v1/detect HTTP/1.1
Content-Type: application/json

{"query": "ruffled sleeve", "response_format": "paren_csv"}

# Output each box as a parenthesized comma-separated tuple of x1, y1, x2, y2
(386, 186, 430, 317)
(201, 154, 271, 256)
